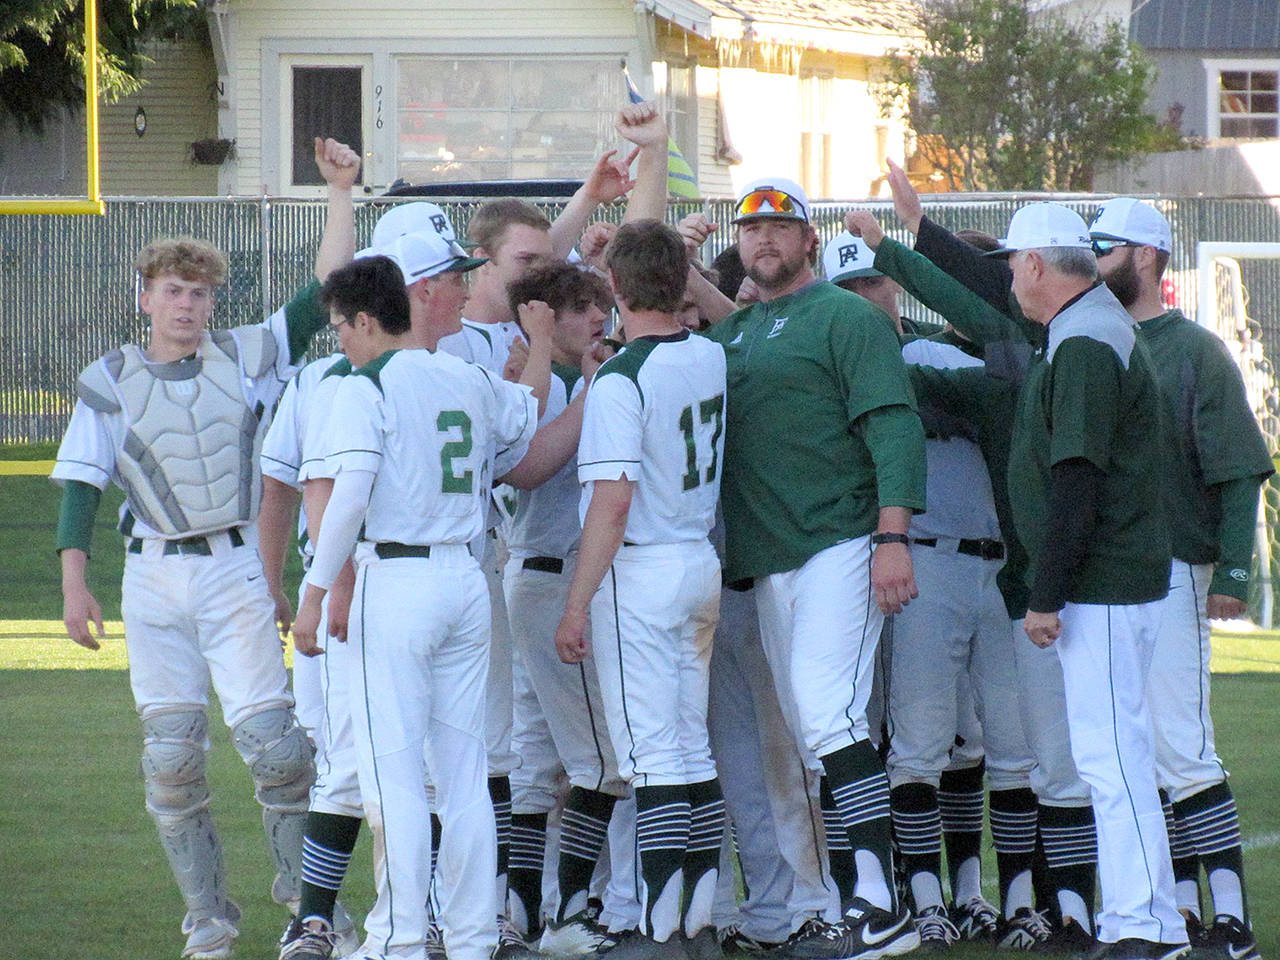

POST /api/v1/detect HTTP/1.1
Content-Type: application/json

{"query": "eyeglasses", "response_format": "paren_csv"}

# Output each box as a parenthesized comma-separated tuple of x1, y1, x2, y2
(328, 316, 355, 332)
(1090, 238, 1140, 257)
(736, 189, 802, 219)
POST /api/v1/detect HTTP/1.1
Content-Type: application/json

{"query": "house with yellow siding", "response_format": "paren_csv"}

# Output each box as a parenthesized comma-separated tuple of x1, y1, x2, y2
(2, 0, 920, 200)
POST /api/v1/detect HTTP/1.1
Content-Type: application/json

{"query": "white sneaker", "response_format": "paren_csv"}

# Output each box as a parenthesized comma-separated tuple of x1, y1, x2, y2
(332, 901, 361, 957)
(540, 910, 620, 955)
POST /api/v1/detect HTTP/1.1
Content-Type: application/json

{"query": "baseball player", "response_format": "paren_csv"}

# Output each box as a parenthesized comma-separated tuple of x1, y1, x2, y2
(260, 350, 364, 960)
(292, 253, 540, 960)
(877, 163, 1102, 953)
(830, 220, 1040, 949)
(703, 178, 926, 960)
(992, 202, 1186, 960)
(554, 219, 727, 960)
(1090, 198, 1270, 960)
(500, 262, 630, 955)
(54, 139, 360, 960)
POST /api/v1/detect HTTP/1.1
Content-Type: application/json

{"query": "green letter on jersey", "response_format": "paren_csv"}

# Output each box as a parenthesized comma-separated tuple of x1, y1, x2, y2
(437, 410, 474, 494)
(678, 393, 725, 491)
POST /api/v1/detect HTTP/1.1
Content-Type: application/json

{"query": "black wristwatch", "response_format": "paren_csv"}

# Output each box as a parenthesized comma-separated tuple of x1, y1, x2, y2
(870, 532, 910, 546)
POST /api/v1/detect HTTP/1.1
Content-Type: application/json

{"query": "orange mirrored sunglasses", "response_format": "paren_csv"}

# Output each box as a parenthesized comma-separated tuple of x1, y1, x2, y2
(736, 189, 802, 219)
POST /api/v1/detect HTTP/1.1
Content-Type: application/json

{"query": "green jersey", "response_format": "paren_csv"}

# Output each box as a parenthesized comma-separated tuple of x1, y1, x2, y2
(1138, 310, 1273, 590)
(1008, 284, 1171, 606)
(705, 280, 926, 581)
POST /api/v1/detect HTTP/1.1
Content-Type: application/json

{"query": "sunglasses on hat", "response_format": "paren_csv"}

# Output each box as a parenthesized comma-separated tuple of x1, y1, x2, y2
(736, 189, 803, 219)
(1090, 238, 1140, 257)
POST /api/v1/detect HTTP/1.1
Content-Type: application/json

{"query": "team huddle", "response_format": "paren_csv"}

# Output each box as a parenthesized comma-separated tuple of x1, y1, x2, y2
(53, 104, 1267, 960)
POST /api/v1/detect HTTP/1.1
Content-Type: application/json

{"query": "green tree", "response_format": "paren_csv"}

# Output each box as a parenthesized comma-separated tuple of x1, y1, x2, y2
(880, 0, 1178, 191)
(0, 0, 204, 133)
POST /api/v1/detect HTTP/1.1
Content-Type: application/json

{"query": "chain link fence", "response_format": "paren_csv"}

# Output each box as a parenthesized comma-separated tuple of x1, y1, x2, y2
(3, 193, 1279, 445)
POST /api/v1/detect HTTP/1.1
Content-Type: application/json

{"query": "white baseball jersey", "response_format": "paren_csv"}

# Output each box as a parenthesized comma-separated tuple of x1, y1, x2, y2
(53, 307, 304, 536)
(438, 318, 524, 375)
(577, 332, 726, 545)
(320, 349, 538, 547)
(507, 367, 587, 559)
(260, 352, 349, 564)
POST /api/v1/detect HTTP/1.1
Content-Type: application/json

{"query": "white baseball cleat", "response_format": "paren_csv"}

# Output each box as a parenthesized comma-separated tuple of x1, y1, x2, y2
(539, 909, 621, 955)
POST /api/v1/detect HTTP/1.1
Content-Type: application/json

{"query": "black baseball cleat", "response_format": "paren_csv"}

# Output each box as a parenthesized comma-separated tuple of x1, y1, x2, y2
(719, 926, 783, 956)
(996, 908, 1053, 950)
(950, 897, 1000, 943)
(1084, 938, 1191, 960)
(780, 898, 920, 960)
(1191, 916, 1259, 960)
(278, 916, 339, 960)
(494, 914, 544, 960)
(914, 904, 960, 952)
(1032, 916, 1096, 955)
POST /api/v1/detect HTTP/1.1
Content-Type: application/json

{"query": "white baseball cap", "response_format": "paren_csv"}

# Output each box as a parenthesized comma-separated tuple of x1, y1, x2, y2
(372, 201, 464, 248)
(1089, 198, 1172, 253)
(989, 203, 1093, 258)
(355, 231, 486, 284)
(823, 231, 882, 283)
(733, 177, 810, 224)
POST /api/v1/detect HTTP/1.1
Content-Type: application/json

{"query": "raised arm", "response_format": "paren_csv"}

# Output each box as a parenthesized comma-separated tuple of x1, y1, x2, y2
(313, 137, 362, 282)
(548, 149, 638, 260)
(617, 102, 670, 224)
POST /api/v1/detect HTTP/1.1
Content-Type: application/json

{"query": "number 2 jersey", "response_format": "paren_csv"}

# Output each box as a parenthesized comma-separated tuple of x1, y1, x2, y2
(577, 331, 727, 546)
(319, 347, 538, 547)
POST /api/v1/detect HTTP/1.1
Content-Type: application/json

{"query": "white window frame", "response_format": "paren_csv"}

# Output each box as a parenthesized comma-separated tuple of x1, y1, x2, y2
(261, 38, 640, 196)
(1203, 58, 1280, 140)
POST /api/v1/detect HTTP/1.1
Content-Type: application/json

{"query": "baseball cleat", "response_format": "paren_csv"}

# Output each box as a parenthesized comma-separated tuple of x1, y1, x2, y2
(686, 927, 725, 960)
(182, 902, 241, 960)
(780, 898, 920, 960)
(332, 900, 361, 958)
(950, 897, 1000, 942)
(279, 915, 340, 960)
(1191, 916, 1259, 960)
(495, 914, 544, 960)
(1031, 916, 1095, 954)
(425, 919, 447, 960)
(996, 908, 1053, 950)
(914, 904, 960, 952)
(539, 908, 621, 955)
(719, 926, 783, 955)
(1086, 938, 1191, 960)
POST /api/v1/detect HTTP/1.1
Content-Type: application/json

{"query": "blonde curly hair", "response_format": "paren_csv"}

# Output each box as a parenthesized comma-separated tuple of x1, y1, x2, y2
(134, 237, 229, 288)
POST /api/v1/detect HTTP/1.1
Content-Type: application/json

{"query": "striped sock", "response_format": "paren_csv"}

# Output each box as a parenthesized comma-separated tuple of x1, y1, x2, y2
(823, 739, 895, 912)
(939, 763, 985, 904)
(509, 812, 548, 936)
(989, 788, 1038, 917)
(635, 784, 691, 942)
(684, 779, 725, 936)
(1174, 782, 1248, 924)
(557, 787, 617, 922)
(297, 812, 362, 922)
(490, 773, 513, 923)
(890, 782, 944, 912)
(1038, 803, 1097, 932)
(820, 776, 857, 904)
(1162, 790, 1203, 920)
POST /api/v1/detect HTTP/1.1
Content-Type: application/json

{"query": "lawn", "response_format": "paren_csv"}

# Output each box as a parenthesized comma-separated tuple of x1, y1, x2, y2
(1, 462, 1277, 960)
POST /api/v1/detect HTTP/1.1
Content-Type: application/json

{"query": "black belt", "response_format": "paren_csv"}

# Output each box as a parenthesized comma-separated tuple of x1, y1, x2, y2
(374, 541, 433, 559)
(912, 537, 1005, 561)
(129, 528, 245, 556)
(522, 556, 564, 574)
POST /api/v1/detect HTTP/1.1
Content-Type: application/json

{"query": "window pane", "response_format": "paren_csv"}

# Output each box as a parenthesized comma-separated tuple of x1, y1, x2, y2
(510, 60, 620, 110)
(1249, 117, 1278, 137)
(1221, 71, 1249, 91)
(1221, 117, 1249, 137)
(1221, 91, 1249, 114)
(1252, 92, 1278, 113)
(399, 59, 509, 110)
(293, 67, 363, 186)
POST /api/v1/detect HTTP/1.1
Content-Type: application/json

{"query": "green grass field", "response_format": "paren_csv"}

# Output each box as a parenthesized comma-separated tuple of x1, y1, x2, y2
(2, 462, 1278, 960)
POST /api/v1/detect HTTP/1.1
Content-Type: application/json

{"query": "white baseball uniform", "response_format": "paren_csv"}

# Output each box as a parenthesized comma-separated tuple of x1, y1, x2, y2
(306, 348, 538, 960)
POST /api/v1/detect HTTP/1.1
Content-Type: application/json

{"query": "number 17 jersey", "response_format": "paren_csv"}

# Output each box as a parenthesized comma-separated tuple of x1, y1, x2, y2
(578, 331, 726, 546)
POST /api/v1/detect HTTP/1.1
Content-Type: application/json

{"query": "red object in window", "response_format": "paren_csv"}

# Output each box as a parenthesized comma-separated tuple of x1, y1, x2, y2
(1162, 276, 1178, 309)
